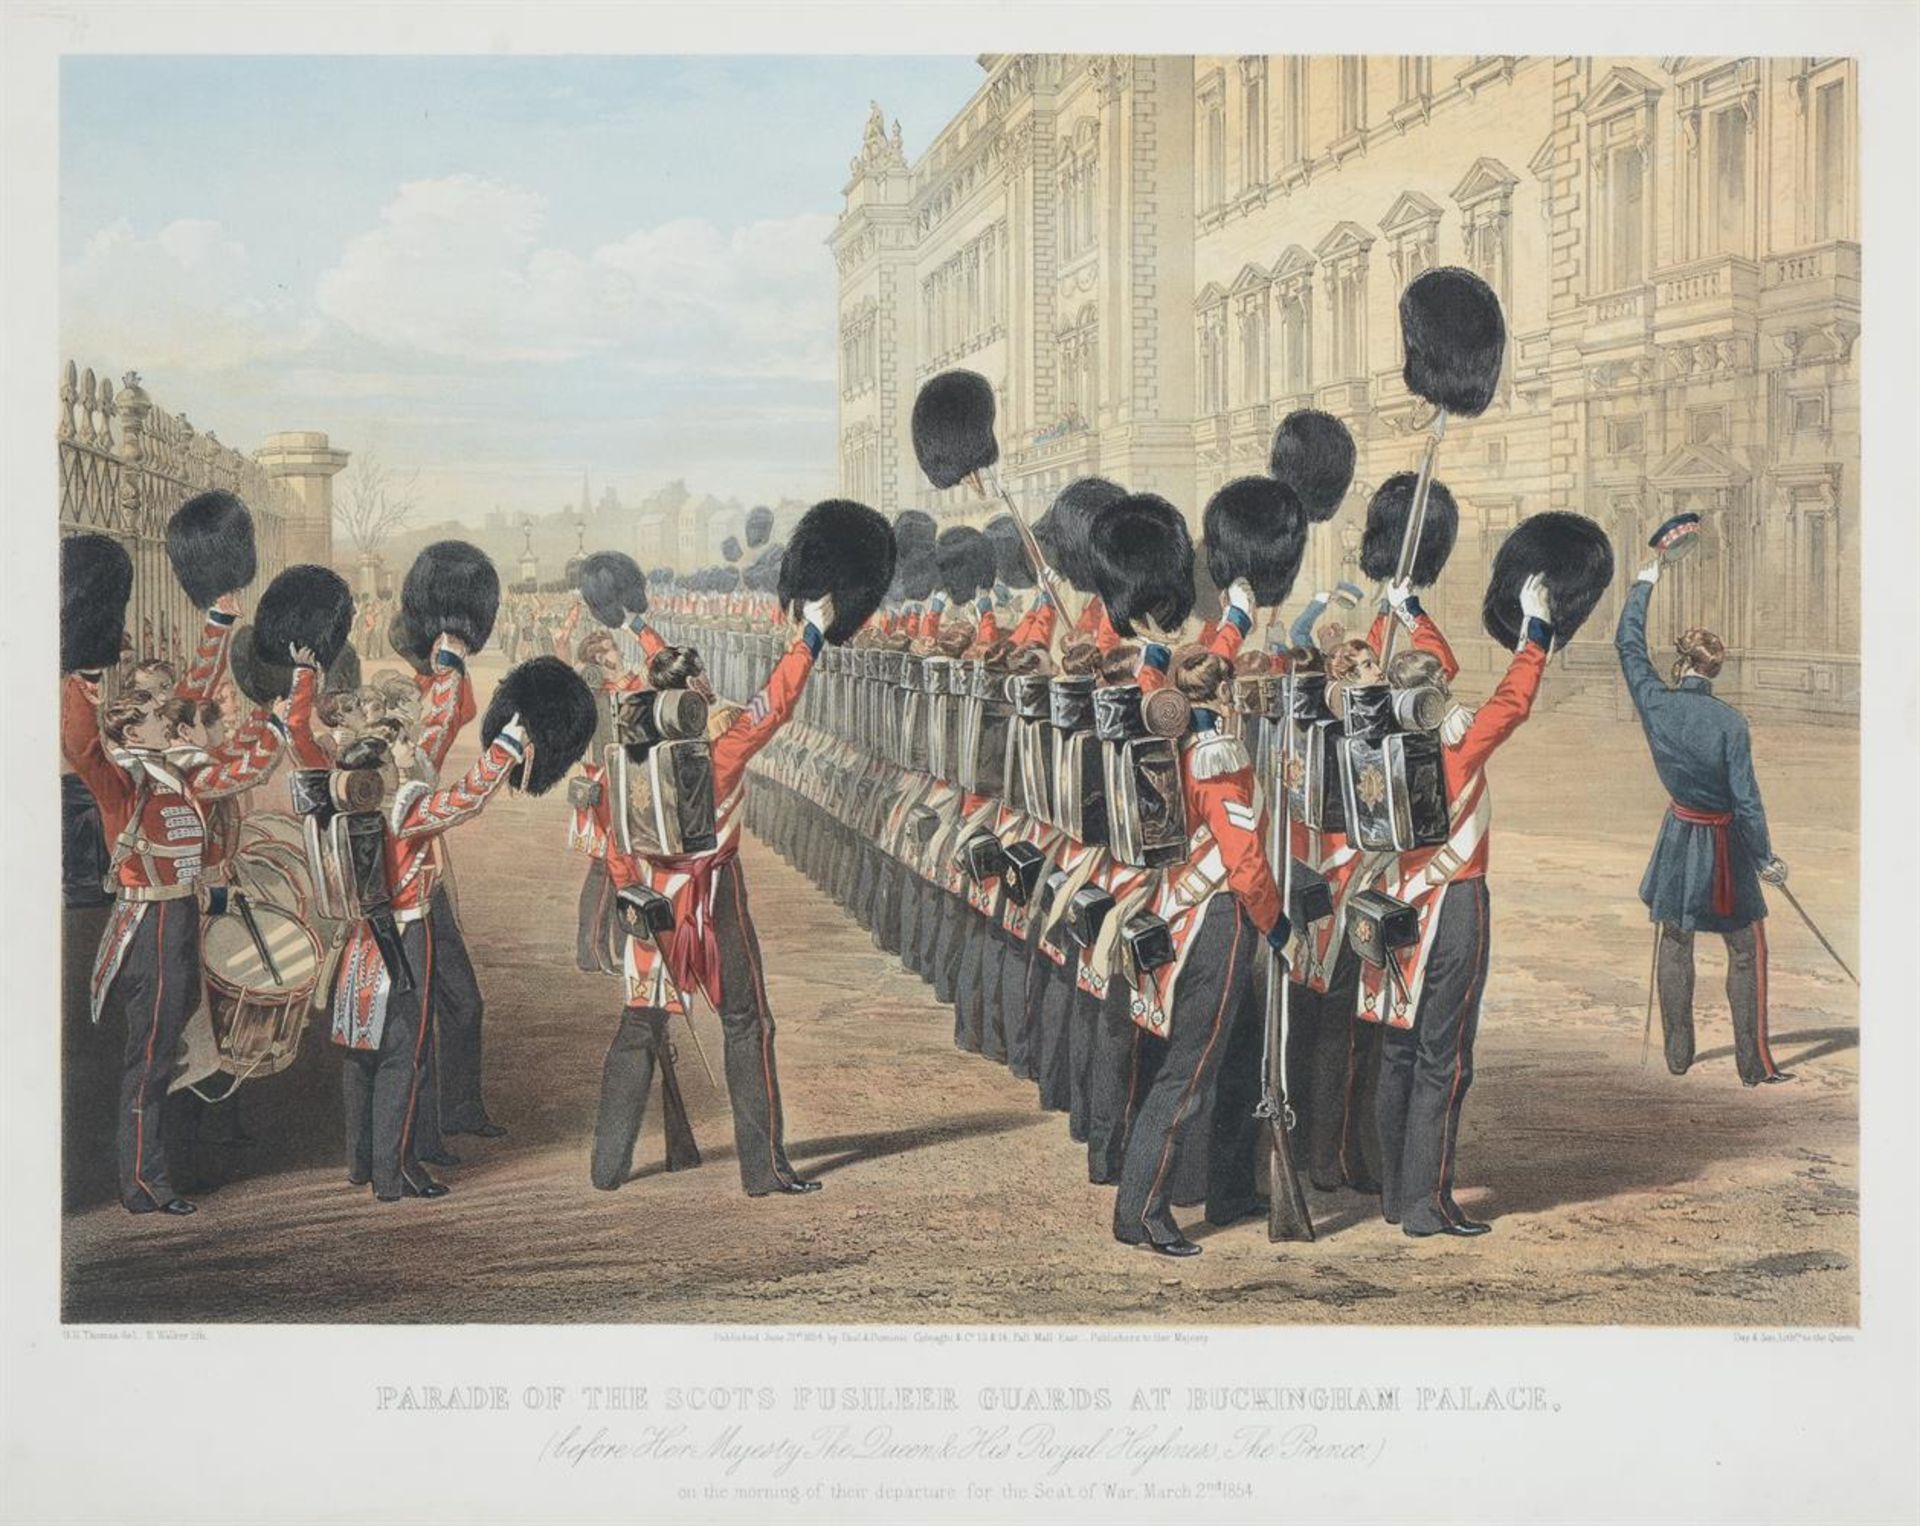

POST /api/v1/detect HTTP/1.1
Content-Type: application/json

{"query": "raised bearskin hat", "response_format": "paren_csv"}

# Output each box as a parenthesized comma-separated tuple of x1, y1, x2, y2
(402, 540, 499, 654)
(722, 535, 743, 564)
(1360, 473, 1459, 588)
(745, 506, 775, 548)
(1400, 267, 1506, 419)
(981, 514, 1033, 590)
(254, 564, 355, 669)
(165, 490, 257, 608)
(935, 525, 998, 605)
(912, 369, 998, 490)
(778, 498, 897, 645)
(1033, 476, 1127, 593)
(60, 533, 133, 673)
(1267, 410, 1356, 523)
(229, 622, 292, 704)
(389, 609, 432, 678)
(327, 640, 364, 697)
(480, 655, 597, 796)
(578, 550, 649, 628)
(1482, 511, 1616, 651)
(1088, 494, 1196, 638)
(892, 509, 939, 603)
(1203, 477, 1308, 608)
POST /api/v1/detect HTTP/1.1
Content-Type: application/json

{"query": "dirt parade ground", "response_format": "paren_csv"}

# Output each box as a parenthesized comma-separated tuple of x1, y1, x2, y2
(60, 658, 1860, 1327)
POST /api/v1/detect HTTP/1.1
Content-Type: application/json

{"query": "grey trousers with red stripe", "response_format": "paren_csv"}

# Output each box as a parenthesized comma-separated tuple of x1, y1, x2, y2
(105, 897, 202, 1211)
(707, 857, 801, 1194)
(1376, 879, 1491, 1234)
(1112, 897, 1256, 1247)
(1656, 921, 1775, 1083)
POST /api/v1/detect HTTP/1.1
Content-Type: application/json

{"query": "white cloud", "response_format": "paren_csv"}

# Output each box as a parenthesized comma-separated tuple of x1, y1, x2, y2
(314, 175, 837, 379)
(61, 218, 319, 372)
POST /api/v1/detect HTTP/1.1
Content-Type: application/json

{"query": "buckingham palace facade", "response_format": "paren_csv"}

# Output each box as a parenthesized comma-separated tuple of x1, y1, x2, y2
(831, 56, 1859, 714)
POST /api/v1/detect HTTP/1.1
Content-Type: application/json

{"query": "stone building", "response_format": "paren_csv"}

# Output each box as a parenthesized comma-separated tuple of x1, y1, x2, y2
(832, 55, 1859, 715)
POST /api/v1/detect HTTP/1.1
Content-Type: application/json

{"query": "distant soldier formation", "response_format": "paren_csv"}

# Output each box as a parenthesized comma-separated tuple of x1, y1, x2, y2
(61, 266, 1838, 1246)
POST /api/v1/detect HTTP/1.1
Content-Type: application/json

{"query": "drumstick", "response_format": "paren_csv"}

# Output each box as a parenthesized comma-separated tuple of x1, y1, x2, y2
(233, 894, 285, 986)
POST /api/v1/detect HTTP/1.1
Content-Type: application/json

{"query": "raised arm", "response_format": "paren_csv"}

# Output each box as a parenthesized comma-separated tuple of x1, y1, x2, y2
(710, 625, 821, 798)
(1450, 625, 1549, 779)
(1615, 574, 1667, 718)
(415, 649, 475, 771)
(187, 710, 284, 799)
(175, 602, 238, 704)
(60, 674, 133, 816)
(284, 663, 332, 769)
(395, 732, 524, 840)
(1288, 591, 1330, 650)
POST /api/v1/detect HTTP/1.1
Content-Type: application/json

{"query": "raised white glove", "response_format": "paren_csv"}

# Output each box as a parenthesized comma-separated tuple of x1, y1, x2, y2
(1636, 561, 1663, 586)
(801, 595, 833, 634)
(499, 714, 530, 753)
(1387, 578, 1415, 612)
(1518, 572, 1552, 625)
(1225, 578, 1255, 616)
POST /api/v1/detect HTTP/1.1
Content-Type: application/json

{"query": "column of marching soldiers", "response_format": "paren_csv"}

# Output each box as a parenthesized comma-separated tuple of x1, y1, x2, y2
(59, 267, 1629, 1250)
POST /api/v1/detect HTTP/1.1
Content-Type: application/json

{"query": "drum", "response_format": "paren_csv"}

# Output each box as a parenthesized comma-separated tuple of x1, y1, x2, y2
(200, 903, 322, 1085)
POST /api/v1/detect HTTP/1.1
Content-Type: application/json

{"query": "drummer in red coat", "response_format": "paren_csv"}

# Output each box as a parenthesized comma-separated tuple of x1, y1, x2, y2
(62, 666, 291, 1215)
(590, 596, 833, 1198)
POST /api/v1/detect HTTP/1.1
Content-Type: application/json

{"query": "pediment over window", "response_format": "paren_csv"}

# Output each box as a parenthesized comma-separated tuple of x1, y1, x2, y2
(1650, 441, 1749, 486)
(1452, 157, 1519, 209)
(1527, 133, 1555, 182)
(1379, 190, 1443, 239)
(1580, 66, 1664, 119)
(1272, 244, 1315, 281)
(1314, 220, 1376, 261)
(1194, 281, 1228, 309)
(1228, 262, 1271, 296)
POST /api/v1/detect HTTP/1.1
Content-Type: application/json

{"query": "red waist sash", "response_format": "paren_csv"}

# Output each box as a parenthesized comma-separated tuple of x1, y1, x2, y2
(1670, 802, 1735, 917)
(649, 843, 739, 1007)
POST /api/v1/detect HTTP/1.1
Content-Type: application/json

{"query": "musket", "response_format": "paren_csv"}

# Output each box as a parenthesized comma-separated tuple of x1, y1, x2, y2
(1376, 409, 1448, 667)
(647, 929, 720, 1089)
(974, 462, 1087, 634)
(1263, 665, 1315, 1243)
(1771, 881, 1858, 987)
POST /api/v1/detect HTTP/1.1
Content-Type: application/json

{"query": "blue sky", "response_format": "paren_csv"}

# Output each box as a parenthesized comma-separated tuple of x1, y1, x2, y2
(61, 55, 984, 522)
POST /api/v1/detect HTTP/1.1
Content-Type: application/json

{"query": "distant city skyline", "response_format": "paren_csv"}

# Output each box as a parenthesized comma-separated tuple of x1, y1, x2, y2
(59, 55, 985, 525)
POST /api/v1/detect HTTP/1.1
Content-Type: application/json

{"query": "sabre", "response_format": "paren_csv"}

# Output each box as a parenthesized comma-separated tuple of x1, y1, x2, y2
(1771, 881, 1858, 987)
(232, 891, 284, 987)
(647, 930, 721, 1089)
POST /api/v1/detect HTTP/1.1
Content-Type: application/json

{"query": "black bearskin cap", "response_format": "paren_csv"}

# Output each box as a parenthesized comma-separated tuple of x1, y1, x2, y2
(745, 506, 775, 548)
(1033, 476, 1127, 593)
(1400, 267, 1506, 418)
(935, 525, 997, 605)
(327, 640, 364, 697)
(229, 622, 292, 704)
(912, 369, 999, 490)
(1203, 477, 1308, 608)
(1088, 494, 1196, 638)
(892, 509, 939, 603)
(389, 609, 432, 677)
(778, 498, 897, 645)
(578, 551, 649, 628)
(1267, 410, 1356, 523)
(254, 565, 355, 669)
(60, 533, 133, 672)
(402, 541, 499, 653)
(1360, 474, 1458, 588)
(165, 490, 257, 607)
(722, 535, 743, 564)
(983, 514, 1033, 590)
(1482, 511, 1616, 652)
(481, 655, 597, 796)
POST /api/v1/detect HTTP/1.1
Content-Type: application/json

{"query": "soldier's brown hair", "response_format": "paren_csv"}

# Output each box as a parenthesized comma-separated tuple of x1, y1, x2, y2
(647, 644, 706, 691)
(1327, 638, 1379, 683)
(1673, 628, 1727, 683)
(1058, 638, 1101, 677)
(1096, 643, 1142, 687)
(1171, 645, 1232, 704)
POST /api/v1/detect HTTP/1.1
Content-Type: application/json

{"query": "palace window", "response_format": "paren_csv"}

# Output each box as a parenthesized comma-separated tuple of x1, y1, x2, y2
(1337, 57, 1366, 139)
(1196, 295, 1230, 415)
(1607, 416, 1645, 456)
(1198, 72, 1228, 212)
(1236, 287, 1268, 407)
(1315, 223, 1375, 381)
(1273, 249, 1314, 396)
(1279, 57, 1310, 165)
(1058, 122, 1101, 262)
(1708, 104, 1750, 257)
(1057, 306, 1099, 424)
(1580, 67, 1661, 296)
(1798, 60, 1856, 243)
(1241, 57, 1268, 187)
(1673, 60, 1758, 263)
